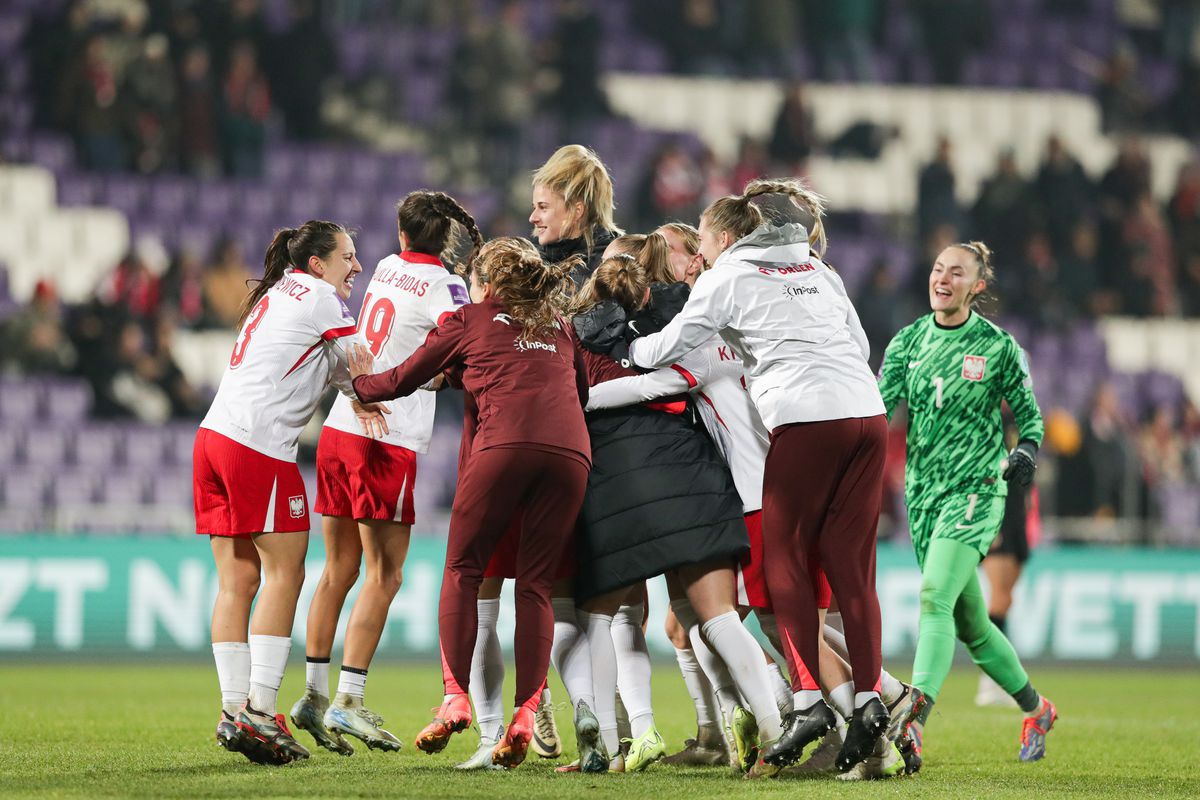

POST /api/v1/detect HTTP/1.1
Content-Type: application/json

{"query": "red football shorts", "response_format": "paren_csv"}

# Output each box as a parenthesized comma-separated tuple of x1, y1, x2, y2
(314, 427, 417, 524)
(737, 510, 831, 611)
(484, 511, 576, 580)
(193, 428, 310, 537)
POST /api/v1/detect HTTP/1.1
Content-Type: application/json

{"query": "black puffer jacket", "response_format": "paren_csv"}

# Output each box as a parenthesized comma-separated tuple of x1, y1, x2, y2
(571, 289, 748, 601)
(538, 226, 619, 288)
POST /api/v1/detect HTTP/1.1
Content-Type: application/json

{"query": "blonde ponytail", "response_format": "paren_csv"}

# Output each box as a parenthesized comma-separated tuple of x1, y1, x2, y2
(702, 177, 828, 258)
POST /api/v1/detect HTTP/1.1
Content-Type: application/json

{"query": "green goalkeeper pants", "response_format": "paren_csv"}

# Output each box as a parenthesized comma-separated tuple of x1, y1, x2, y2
(910, 537, 1030, 703)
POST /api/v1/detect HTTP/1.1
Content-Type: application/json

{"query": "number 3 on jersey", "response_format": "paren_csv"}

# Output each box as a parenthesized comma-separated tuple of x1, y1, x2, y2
(358, 292, 397, 357)
(229, 296, 269, 368)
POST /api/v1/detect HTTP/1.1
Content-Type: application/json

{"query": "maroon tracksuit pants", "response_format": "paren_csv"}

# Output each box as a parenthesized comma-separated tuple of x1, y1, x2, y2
(439, 445, 588, 710)
(762, 415, 887, 695)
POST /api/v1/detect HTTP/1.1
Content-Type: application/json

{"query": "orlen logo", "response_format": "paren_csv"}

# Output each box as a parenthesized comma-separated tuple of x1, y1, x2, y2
(758, 262, 815, 276)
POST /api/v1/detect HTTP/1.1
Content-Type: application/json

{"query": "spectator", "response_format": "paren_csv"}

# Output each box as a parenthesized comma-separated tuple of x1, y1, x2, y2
(1168, 161, 1200, 313)
(697, 144, 734, 206)
(810, 0, 879, 82)
(917, 137, 963, 239)
(1058, 221, 1104, 317)
(5, 280, 77, 375)
(125, 34, 178, 174)
(1121, 192, 1177, 316)
(101, 249, 162, 322)
(767, 82, 816, 172)
(269, 0, 335, 141)
(1035, 135, 1094, 258)
(57, 35, 127, 171)
(972, 149, 1033, 267)
(177, 45, 221, 178)
(1139, 404, 1187, 520)
(854, 258, 903, 370)
(730, 136, 769, 190)
(744, 0, 801, 78)
(203, 238, 253, 329)
(912, 0, 990, 84)
(545, 0, 609, 141)
(1056, 383, 1134, 517)
(160, 248, 212, 329)
(474, 1, 536, 186)
(1097, 45, 1151, 133)
(220, 40, 272, 177)
(634, 143, 703, 232)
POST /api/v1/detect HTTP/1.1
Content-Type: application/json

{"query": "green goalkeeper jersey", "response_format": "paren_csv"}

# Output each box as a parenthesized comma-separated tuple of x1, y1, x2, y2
(878, 312, 1044, 510)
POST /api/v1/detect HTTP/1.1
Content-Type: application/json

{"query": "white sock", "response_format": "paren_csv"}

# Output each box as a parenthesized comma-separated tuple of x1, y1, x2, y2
(880, 670, 904, 706)
(793, 689, 823, 709)
(337, 667, 368, 699)
(469, 598, 505, 728)
(581, 610, 619, 754)
(549, 598, 595, 711)
(247, 634, 291, 716)
(674, 646, 719, 732)
(855, 690, 881, 709)
(767, 662, 794, 716)
(305, 658, 330, 698)
(701, 611, 784, 741)
(828, 681, 855, 720)
(612, 604, 654, 739)
(213, 641, 250, 715)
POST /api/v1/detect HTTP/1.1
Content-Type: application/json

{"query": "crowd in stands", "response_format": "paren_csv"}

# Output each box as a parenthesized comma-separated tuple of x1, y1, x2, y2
(3, 0, 1200, 539)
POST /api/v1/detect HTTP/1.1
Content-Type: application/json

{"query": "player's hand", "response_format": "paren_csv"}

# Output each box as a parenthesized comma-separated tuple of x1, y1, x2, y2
(1002, 440, 1038, 487)
(348, 343, 374, 378)
(351, 399, 391, 438)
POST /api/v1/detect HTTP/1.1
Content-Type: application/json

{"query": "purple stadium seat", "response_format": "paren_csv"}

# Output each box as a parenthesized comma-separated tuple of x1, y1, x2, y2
(21, 428, 69, 469)
(124, 427, 167, 469)
(57, 173, 99, 206)
(149, 470, 192, 506)
(45, 379, 93, 423)
(101, 176, 148, 214)
(72, 425, 124, 468)
(0, 379, 40, 424)
(0, 428, 20, 463)
(148, 177, 194, 220)
(3, 470, 47, 507)
(100, 473, 147, 505)
(49, 470, 98, 505)
(29, 133, 74, 173)
(163, 424, 197, 465)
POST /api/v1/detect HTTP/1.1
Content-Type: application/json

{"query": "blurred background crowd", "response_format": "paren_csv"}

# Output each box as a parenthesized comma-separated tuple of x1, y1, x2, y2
(1, 0, 1199, 545)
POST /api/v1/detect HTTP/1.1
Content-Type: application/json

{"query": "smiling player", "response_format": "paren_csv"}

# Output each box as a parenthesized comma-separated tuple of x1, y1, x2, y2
(878, 241, 1056, 772)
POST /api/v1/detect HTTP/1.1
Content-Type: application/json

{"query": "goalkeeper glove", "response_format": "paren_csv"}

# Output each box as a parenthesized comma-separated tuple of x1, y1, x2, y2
(1002, 440, 1038, 487)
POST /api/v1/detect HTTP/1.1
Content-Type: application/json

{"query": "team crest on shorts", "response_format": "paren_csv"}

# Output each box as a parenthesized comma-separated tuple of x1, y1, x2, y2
(288, 495, 306, 518)
(962, 355, 987, 381)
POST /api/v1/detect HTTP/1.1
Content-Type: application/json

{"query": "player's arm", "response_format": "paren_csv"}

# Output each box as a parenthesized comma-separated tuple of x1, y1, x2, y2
(628, 270, 732, 369)
(999, 336, 1044, 487)
(876, 326, 910, 420)
(586, 368, 692, 411)
(353, 309, 468, 402)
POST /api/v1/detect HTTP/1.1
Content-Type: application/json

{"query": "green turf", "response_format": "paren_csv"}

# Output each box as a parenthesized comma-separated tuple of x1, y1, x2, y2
(0, 663, 1195, 799)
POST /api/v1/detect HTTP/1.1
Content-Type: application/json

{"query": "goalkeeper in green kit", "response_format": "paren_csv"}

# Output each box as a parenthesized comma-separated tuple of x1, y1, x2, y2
(878, 241, 1056, 773)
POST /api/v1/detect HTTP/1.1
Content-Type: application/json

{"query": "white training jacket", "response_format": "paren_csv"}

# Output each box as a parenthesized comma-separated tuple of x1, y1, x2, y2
(628, 222, 885, 431)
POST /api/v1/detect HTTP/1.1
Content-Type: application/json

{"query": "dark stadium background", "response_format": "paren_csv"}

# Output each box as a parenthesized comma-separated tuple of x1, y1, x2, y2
(0, 0, 1197, 665)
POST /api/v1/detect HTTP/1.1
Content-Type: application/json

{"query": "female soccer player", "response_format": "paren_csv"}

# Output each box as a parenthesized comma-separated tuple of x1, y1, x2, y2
(289, 193, 483, 755)
(351, 238, 591, 769)
(196, 220, 388, 765)
(878, 241, 1056, 770)
(629, 179, 889, 776)
(571, 252, 786, 774)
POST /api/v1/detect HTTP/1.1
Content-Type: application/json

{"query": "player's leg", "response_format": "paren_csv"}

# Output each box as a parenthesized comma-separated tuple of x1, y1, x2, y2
(210, 534, 265, 759)
(237, 529, 311, 761)
(578, 589, 627, 769)
(661, 602, 727, 765)
(418, 450, 523, 755)
(549, 577, 604, 772)
(950, 547, 1056, 761)
(495, 451, 589, 769)
(681, 560, 784, 774)
(612, 591, 656, 760)
(459, 576, 507, 770)
(812, 418, 888, 774)
(291, 514, 360, 755)
(324, 519, 410, 752)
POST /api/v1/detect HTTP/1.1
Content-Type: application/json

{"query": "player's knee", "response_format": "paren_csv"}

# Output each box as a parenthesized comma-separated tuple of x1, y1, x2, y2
(223, 570, 261, 602)
(918, 582, 954, 618)
(367, 563, 403, 596)
(322, 561, 360, 593)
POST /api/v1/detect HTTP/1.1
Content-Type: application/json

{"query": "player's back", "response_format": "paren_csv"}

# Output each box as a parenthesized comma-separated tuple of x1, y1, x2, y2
(202, 269, 358, 462)
(323, 251, 469, 453)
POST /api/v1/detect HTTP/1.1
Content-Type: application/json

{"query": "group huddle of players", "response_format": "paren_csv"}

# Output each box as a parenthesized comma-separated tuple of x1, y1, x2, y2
(192, 145, 1056, 780)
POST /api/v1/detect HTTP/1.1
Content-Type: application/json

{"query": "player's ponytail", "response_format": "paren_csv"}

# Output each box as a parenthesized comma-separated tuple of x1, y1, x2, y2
(637, 231, 676, 284)
(240, 221, 346, 327)
(702, 177, 828, 259)
(571, 254, 650, 315)
(397, 190, 483, 270)
(473, 237, 577, 342)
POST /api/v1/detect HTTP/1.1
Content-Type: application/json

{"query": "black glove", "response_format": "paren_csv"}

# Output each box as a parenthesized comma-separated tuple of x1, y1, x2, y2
(1002, 440, 1038, 487)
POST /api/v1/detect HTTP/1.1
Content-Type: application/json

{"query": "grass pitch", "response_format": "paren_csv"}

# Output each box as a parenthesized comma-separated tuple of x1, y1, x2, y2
(0, 663, 1195, 799)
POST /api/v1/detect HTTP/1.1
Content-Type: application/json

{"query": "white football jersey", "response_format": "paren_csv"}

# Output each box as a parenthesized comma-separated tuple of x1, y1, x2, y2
(586, 335, 768, 512)
(201, 269, 360, 462)
(322, 251, 470, 453)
